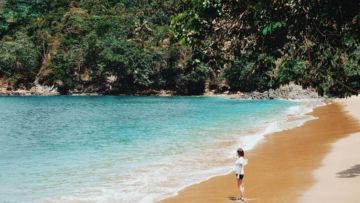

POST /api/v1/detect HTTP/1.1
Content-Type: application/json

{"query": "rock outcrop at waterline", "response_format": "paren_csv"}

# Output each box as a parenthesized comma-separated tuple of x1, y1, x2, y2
(1, 81, 321, 100)
(0, 84, 59, 96)
(207, 83, 321, 100)
(237, 83, 321, 100)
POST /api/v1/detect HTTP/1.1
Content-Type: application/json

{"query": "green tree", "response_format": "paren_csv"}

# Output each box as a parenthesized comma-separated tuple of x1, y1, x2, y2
(0, 32, 40, 87)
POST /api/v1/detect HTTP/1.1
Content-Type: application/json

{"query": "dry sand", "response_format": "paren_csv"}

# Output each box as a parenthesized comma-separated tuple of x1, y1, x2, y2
(160, 97, 360, 203)
(300, 97, 360, 203)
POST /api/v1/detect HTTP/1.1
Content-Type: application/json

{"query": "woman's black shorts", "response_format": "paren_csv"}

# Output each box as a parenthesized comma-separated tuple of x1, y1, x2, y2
(236, 174, 244, 180)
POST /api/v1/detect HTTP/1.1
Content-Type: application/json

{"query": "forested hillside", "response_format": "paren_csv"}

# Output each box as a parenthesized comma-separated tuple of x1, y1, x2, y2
(0, 0, 359, 96)
(0, 0, 197, 94)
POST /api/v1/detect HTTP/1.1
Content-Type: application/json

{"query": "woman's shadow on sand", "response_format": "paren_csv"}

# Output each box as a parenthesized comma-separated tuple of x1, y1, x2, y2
(337, 164, 360, 178)
(227, 197, 256, 202)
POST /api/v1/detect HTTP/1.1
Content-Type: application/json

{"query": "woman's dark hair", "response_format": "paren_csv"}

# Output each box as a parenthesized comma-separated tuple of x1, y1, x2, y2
(237, 148, 244, 157)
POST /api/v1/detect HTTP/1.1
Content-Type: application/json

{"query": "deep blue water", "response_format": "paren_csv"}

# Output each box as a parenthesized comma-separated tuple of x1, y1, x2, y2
(0, 96, 297, 202)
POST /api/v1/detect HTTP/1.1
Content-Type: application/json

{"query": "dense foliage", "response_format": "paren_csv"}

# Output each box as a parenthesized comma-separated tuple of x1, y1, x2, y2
(172, 0, 360, 96)
(0, 0, 206, 94)
(0, 0, 359, 96)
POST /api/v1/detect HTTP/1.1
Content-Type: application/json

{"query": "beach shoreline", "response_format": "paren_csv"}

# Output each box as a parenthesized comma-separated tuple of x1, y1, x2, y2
(154, 99, 324, 202)
(159, 97, 360, 203)
(0, 96, 324, 203)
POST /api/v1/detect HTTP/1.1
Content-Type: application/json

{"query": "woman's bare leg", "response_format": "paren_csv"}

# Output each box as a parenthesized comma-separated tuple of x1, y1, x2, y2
(237, 178, 244, 200)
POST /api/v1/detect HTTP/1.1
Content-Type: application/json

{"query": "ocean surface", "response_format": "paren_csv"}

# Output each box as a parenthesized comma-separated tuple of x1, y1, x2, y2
(0, 96, 316, 203)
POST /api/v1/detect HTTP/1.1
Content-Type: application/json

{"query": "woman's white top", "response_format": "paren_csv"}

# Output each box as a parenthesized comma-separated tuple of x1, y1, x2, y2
(234, 157, 248, 175)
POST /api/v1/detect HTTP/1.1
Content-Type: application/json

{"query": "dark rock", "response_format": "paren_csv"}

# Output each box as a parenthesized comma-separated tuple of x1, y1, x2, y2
(236, 82, 322, 100)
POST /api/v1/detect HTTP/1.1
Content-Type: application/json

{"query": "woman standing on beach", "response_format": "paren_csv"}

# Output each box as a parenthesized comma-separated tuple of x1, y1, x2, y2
(235, 148, 248, 201)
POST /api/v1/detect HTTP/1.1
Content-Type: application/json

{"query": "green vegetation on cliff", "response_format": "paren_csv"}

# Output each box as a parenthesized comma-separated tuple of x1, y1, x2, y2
(0, 0, 359, 96)
(0, 0, 203, 94)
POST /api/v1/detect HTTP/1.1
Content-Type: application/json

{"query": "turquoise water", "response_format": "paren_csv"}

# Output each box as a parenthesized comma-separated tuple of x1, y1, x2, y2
(0, 96, 299, 202)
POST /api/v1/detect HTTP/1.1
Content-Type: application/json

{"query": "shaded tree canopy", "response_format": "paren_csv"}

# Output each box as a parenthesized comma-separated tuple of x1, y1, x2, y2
(172, 0, 360, 96)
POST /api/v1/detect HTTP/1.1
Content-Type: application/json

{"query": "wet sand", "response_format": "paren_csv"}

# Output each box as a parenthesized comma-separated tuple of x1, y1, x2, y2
(160, 101, 360, 203)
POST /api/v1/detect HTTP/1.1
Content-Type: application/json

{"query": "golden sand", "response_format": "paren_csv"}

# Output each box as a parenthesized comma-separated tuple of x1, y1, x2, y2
(160, 103, 360, 203)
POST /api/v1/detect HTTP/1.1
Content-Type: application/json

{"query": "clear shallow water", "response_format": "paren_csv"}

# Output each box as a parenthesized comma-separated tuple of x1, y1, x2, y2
(0, 96, 303, 203)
